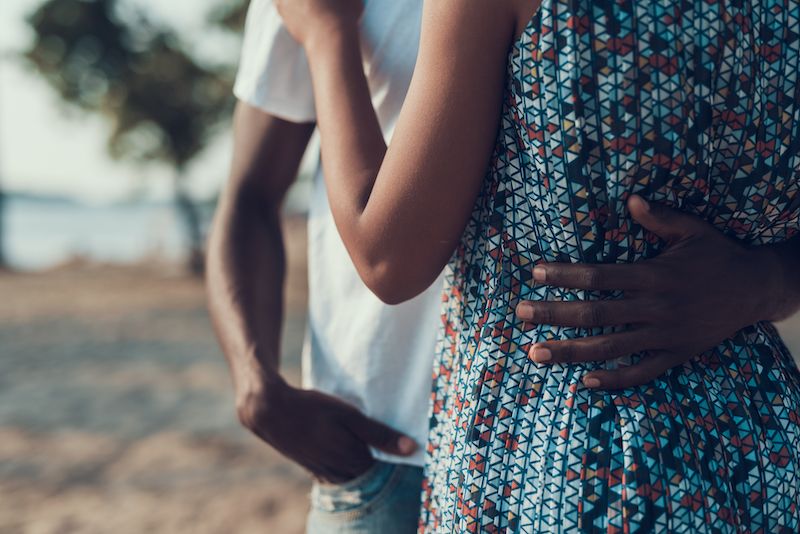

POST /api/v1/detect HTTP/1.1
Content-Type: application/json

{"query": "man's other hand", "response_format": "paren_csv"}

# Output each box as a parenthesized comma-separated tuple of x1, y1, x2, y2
(236, 374, 417, 484)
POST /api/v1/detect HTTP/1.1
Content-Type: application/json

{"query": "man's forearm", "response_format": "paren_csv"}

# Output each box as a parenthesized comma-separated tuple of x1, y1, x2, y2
(760, 235, 800, 322)
(207, 190, 288, 399)
(206, 104, 314, 403)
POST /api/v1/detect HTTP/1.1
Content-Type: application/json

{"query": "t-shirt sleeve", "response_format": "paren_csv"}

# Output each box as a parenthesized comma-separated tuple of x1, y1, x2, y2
(233, 0, 316, 123)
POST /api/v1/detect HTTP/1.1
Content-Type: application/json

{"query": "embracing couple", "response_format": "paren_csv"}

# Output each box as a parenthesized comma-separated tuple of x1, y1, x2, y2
(207, 0, 800, 532)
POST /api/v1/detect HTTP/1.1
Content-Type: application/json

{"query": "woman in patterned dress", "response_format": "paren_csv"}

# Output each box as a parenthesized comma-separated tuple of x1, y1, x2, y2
(277, 0, 800, 531)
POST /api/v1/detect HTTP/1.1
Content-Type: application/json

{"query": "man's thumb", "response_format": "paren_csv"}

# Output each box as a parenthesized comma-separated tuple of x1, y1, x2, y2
(627, 194, 706, 243)
(351, 416, 417, 456)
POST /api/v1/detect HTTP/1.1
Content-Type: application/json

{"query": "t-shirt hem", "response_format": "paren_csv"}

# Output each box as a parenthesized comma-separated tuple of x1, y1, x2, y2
(233, 83, 316, 124)
(371, 448, 425, 468)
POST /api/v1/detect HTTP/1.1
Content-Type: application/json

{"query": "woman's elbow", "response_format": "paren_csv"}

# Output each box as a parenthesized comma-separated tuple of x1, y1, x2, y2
(357, 257, 431, 305)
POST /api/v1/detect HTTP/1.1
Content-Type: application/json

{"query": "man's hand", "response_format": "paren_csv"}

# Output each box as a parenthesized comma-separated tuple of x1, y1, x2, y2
(275, 0, 363, 48)
(515, 195, 783, 390)
(236, 373, 416, 484)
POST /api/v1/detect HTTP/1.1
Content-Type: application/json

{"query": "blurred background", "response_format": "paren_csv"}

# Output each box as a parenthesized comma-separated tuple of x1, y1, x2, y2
(1, 0, 314, 532)
(0, 1, 798, 533)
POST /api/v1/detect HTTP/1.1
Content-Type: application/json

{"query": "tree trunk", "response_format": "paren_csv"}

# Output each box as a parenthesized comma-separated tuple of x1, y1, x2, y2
(0, 188, 6, 270)
(173, 172, 204, 276)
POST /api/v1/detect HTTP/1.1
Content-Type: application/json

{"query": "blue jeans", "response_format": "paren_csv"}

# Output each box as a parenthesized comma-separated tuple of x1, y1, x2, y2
(306, 461, 423, 533)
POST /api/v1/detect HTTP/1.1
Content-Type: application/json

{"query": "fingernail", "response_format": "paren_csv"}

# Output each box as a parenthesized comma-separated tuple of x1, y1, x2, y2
(532, 346, 552, 363)
(583, 376, 601, 388)
(632, 195, 650, 212)
(517, 303, 535, 320)
(397, 436, 417, 455)
(533, 266, 546, 282)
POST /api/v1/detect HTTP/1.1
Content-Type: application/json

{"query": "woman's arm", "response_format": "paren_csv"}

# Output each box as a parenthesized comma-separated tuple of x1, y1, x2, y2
(277, 0, 517, 303)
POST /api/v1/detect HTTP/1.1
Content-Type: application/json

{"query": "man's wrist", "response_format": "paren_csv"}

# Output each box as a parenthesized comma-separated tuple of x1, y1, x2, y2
(232, 351, 288, 407)
(748, 242, 795, 323)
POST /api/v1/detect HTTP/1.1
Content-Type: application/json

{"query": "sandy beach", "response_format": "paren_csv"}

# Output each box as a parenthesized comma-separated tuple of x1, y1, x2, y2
(0, 218, 311, 534)
(1, 215, 799, 533)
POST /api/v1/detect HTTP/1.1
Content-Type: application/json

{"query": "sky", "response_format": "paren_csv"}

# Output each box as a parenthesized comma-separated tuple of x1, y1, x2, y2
(0, 0, 248, 203)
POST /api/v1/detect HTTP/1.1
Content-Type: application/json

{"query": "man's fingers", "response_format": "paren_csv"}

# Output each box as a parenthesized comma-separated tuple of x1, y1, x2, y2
(310, 462, 361, 485)
(530, 197, 716, 291)
(516, 299, 649, 328)
(627, 194, 709, 244)
(581, 350, 678, 390)
(300, 433, 373, 483)
(528, 330, 651, 364)
(530, 262, 653, 291)
(308, 463, 343, 484)
(348, 415, 417, 456)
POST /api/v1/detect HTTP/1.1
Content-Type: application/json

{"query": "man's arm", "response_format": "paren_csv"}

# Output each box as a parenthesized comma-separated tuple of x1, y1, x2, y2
(207, 102, 313, 399)
(206, 102, 415, 483)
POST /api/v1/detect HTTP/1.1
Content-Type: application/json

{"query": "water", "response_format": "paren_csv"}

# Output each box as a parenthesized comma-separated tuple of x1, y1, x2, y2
(3, 196, 189, 270)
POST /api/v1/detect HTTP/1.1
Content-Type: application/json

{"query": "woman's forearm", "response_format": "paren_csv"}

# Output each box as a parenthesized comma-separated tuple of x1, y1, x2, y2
(306, 28, 398, 289)
(303, 27, 446, 302)
(305, 26, 387, 251)
(284, 1, 514, 303)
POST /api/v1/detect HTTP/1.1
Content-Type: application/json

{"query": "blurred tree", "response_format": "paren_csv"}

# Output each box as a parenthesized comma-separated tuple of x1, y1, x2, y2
(208, 0, 249, 34)
(22, 0, 236, 274)
(0, 187, 6, 270)
(0, 135, 5, 269)
(0, 56, 8, 269)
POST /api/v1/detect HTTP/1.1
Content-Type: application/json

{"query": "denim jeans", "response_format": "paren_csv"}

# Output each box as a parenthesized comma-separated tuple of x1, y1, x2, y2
(306, 461, 424, 533)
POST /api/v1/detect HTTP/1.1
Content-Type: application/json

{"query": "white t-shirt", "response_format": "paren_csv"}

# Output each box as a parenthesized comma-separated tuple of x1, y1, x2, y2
(234, 0, 441, 466)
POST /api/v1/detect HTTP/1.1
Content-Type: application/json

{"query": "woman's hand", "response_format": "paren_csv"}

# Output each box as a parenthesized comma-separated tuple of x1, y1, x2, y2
(515, 195, 793, 390)
(275, 0, 363, 48)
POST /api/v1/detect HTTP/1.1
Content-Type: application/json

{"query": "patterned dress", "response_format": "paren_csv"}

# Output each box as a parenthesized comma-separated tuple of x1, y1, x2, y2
(420, 0, 800, 531)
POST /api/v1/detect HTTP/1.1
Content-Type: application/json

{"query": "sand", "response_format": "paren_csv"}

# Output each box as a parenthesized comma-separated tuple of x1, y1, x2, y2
(0, 218, 311, 534)
(1, 214, 799, 533)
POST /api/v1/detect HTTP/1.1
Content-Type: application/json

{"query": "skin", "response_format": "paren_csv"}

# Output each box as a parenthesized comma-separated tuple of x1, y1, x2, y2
(516, 195, 800, 390)
(206, 102, 416, 485)
(276, 0, 529, 304)
(276, 0, 800, 389)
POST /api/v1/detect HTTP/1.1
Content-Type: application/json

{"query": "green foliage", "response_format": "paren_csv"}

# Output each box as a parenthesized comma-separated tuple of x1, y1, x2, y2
(19, 0, 249, 274)
(207, 0, 249, 34)
(23, 0, 234, 170)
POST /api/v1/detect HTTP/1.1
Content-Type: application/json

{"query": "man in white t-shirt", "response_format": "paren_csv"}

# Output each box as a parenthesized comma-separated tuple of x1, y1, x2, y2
(206, 0, 439, 531)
